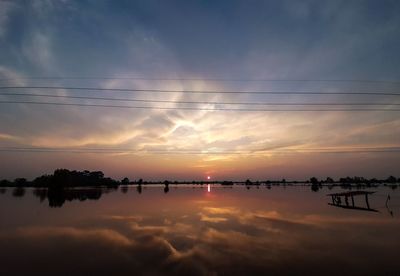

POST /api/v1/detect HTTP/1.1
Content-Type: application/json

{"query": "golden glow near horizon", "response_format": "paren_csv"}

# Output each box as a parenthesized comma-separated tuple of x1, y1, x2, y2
(1, 0, 400, 180)
(1, 76, 399, 180)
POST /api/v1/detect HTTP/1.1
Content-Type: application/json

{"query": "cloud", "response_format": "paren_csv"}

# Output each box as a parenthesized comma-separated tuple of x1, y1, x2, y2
(1, 1, 400, 178)
(0, 0, 16, 38)
(22, 31, 55, 71)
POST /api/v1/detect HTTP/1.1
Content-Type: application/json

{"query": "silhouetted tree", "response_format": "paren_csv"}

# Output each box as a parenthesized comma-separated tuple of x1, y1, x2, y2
(325, 177, 334, 183)
(53, 169, 71, 186)
(0, 179, 12, 187)
(310, 177, 320, 192)
(14, 178, 27, 187)
(121, 177, 130, 185)
(33, 175, 53, 187)
(89, 171, 104, 180)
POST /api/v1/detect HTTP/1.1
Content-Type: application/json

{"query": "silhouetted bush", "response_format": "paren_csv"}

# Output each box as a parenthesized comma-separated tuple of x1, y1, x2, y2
(121, 177, 130, 185)
(310, 177, 320, 192)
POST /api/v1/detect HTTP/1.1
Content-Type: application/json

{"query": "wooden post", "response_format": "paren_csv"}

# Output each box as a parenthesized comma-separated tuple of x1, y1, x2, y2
(365, 193, 370, 209)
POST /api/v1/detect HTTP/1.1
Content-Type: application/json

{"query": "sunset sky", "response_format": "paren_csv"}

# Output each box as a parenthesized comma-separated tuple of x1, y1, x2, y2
(0, 0, 400, 180)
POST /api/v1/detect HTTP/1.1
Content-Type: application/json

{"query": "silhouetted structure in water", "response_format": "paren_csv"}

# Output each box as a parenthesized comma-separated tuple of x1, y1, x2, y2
(327, 191, 378, 212)
(163, 180, 170, 193)
(310, 177, 321, 192)
(137, 184, 142, 194)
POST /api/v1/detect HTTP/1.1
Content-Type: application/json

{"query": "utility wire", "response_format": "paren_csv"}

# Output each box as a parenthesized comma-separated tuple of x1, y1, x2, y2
(1, 100, 399, 111)
(4, 146, 400, 151)
(1, 77, 400, 84)
(1, 146, 400, 154)
(0, 86, 400, 96)
(1, 92, 399, 106)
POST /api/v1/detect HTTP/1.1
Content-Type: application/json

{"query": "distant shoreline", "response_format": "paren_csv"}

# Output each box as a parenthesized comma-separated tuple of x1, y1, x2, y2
(0, 169, 399, 188)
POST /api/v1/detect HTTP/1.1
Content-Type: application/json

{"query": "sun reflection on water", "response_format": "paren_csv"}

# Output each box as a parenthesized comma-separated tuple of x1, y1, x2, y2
(0, 186, 399, 276)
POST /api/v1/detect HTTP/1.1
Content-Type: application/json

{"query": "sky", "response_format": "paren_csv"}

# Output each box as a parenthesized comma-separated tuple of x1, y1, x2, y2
(0, 0, 400, 181)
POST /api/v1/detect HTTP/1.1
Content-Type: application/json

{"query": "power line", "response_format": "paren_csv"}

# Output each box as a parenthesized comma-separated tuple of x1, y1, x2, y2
(5, 146, 400, 151)
(0, 86, 400, 96)
(1, 77, 400, 84)
(0, 146, 399, 154)
(1, 100, 400, 111)
(1, 92, 399, 106)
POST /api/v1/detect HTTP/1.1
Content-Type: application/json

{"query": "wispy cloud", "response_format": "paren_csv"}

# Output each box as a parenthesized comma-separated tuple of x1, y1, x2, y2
(0, 1, 399, 179)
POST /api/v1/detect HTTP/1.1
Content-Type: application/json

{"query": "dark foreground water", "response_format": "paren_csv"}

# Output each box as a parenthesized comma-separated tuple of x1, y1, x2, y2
(0, 185, 399, 276)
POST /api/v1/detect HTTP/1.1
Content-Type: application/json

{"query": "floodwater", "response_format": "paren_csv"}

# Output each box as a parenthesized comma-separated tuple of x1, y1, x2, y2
(0, 185, 399, 276)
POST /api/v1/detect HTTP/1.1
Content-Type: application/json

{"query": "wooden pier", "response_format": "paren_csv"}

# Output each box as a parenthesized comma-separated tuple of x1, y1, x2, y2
(326, 191, 378, 212)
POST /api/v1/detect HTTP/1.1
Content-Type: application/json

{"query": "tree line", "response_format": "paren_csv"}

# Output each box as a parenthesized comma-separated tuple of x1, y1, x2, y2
(0, 169, 399, 187)
(0, 169, 122, 188)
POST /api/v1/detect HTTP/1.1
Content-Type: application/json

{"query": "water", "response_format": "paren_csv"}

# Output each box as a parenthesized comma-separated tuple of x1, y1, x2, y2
(0, 185, 399, 275)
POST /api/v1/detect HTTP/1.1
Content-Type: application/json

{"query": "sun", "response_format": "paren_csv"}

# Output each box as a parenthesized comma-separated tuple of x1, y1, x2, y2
(207, 176, 211, 180)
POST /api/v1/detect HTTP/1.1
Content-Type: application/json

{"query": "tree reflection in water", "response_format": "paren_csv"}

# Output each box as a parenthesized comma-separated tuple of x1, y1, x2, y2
(12, 187, 25, 197)
(32, 187, 115, 207)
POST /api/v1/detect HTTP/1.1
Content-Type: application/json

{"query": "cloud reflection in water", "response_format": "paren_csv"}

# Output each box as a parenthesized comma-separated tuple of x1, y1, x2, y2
(0, 187, 399, 275)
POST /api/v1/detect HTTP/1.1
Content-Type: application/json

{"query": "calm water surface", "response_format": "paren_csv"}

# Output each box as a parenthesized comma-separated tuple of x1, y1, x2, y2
(0, 185, 399, 276)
